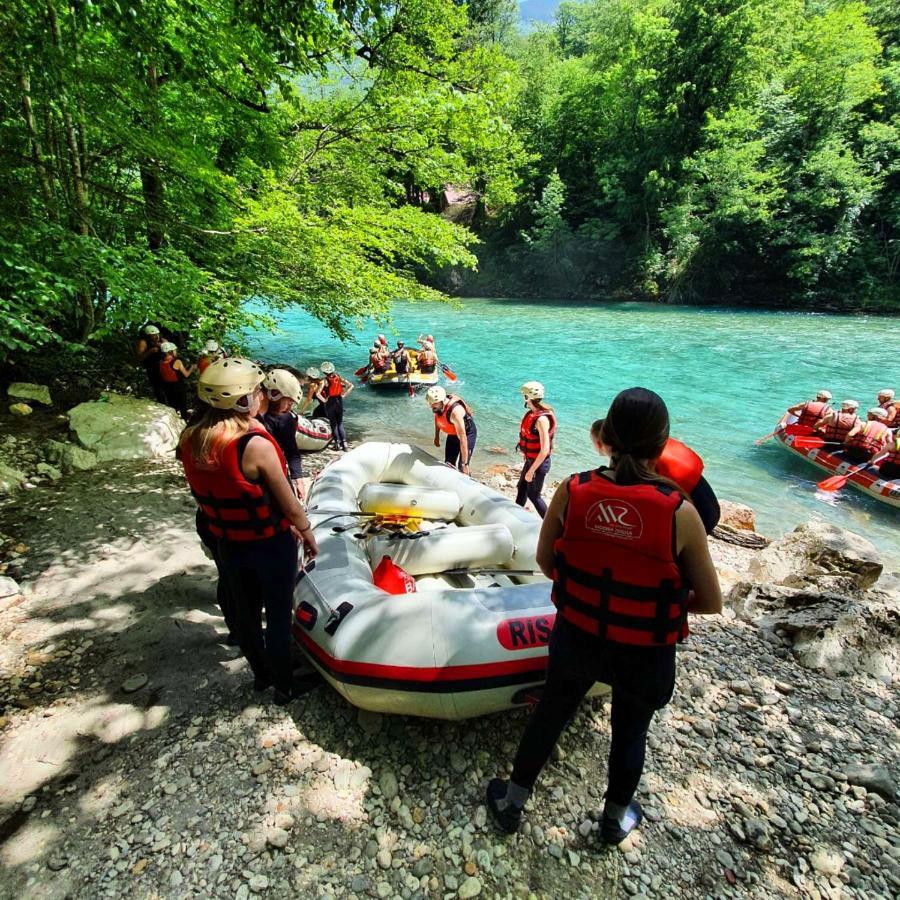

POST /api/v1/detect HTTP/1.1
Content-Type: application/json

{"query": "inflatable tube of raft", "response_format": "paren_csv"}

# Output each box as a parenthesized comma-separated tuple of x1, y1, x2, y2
(295, 415, 332, 452)
(294, 441, 607, 720)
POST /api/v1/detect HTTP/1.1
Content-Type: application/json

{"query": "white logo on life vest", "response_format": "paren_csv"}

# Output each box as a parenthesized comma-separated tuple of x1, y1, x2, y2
(585, 499, 643, 540)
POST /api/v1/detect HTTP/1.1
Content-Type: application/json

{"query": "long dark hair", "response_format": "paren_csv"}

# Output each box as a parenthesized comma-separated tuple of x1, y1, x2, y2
(597, 388, 682, 493)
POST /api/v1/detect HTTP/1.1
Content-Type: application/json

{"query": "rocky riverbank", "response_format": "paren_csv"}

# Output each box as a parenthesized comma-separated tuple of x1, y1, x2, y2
(0, 398, 898, 900)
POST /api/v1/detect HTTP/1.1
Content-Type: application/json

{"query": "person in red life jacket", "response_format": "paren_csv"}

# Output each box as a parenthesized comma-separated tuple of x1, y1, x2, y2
(417, 340, 437, 374)
(134, 324, 165, 402)
(888, 399, 900, 429)
(487, 387, 722, 842)
(781, 390, 833, 436)
(315, 361, 353, 451)
(197, 340, 226, 374)
(180, 358, 319, 705)
(369, 342, 389, 374)
(877, 432, 900, 481)
(158, 342, 195, 419)
(592, 421, 721, 534)
(516, 381, 556, 518)
(838, 407, 892, 464)
(260, 368, 305, 498)
(427, 385, 476, 473)
(814, 399, 860, 443)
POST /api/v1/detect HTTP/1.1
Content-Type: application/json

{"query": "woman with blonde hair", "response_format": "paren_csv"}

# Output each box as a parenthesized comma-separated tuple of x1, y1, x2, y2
(179, 358, 318, 705)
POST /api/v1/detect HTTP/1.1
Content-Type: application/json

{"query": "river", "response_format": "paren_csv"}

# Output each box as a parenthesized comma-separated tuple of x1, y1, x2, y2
(248, 297, 898, 565)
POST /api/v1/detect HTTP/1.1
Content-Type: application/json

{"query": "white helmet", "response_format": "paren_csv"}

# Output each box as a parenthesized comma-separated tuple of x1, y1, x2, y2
(204, 340, 220, 353)
(868, 407, 888, 419)
(263, 368, 302, 402)
(878, 389, 895, 400)
(841, 399, 860, 411)
(305, 367, 322, 380)
(143, 324, 160, 336)
(320, 361, 335, 375)
(425, 386, 447, 406)
(520, 381, 545, 401)
(378, 334, 387, 346)
(160, 341, 177, 353)
(198, 357, 265, 410)
(816, 390, 832, 401)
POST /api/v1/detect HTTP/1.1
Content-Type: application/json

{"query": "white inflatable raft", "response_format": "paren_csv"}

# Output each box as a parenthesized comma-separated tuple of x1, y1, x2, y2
(295, 415, 332, 452)
(293, 442, 605, 719)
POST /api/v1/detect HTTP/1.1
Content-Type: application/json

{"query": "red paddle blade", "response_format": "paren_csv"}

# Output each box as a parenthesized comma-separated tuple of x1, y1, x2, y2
(817, 475, 848, 492)
(359, 374, 369, 384)
(442, 367, 457, 382)
(407, 382, 414, 397)
(354, 366, 367, 377)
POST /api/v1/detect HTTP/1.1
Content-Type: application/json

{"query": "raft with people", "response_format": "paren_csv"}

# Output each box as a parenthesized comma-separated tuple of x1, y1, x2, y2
(291, 441, 606, 720)
(362, 334, 442, 391)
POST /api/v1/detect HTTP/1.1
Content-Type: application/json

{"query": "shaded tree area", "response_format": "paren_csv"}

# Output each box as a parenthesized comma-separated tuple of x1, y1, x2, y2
(446, 0, 900, 310)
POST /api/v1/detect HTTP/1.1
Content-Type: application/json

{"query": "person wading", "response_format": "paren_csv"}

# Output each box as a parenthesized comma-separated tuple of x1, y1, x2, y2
(135, 324, 165, 402)
(516, 381, 556, 518)
(316, 362, 353, 451)
(427, 386, 476, 474)
(179, 358, 319, 705)
(486, 387, 722, 844)
(158, 341, 195, 419)
(260, 368, 305, 498)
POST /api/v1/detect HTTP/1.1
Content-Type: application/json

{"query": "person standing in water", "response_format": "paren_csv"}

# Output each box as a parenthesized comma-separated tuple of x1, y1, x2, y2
(134, 324, 165, 401)
(260, 368, 305, 498)
(427, 386, 476, 473)
(158, 341, 195, 419)
(487, 387, 722, 843)
(516, 381, 556, 518)
(179, 358, 319, 705)
(316, 362, 353, 451)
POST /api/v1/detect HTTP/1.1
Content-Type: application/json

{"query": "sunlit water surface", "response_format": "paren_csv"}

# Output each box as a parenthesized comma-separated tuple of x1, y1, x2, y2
(248, 298, 898, 566)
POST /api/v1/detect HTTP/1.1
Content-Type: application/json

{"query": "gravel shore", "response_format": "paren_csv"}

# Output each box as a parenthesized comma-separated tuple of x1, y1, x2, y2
(1, 439, 898, 899)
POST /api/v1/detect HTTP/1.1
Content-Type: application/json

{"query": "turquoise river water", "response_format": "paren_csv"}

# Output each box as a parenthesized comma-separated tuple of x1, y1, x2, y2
(249, 298, 898, 565)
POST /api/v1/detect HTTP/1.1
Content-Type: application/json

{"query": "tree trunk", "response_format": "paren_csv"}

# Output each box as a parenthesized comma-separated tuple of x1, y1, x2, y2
(140, 62, 166, 251)
(17, 70, 56, 216)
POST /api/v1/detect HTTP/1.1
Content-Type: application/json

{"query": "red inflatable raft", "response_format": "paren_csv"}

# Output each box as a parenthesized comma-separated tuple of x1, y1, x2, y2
(774, 428, 900, 509)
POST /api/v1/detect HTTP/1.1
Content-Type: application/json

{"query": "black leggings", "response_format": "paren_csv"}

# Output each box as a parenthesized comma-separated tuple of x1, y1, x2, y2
(163, 381, 188, 419)
(515, 457, 551, 518)
(325, 396, 347, 448)
(445, 425, 477, 470)
(219, 530, 298, 693)
(195, 511, 237, 637)
(690, 476, 720, 535)
(510, 617, 676, 805)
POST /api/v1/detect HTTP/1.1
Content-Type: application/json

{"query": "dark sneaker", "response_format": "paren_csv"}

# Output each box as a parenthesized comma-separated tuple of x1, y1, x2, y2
(272, 672, 322, 706)
(486, 778, 523, 835)
(600, 800, 643, 845)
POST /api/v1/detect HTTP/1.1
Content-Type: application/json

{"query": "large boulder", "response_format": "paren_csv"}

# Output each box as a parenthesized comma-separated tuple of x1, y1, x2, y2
(749, 521, 882, 593)
(45, 440, 97, 472)
(67, 394, 183, 461)
(719, 500, 756, 532)
(8, 382, 52, 406)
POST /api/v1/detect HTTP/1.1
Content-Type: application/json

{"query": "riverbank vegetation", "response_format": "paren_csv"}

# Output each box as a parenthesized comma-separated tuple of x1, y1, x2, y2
(1, 1, 897, 368)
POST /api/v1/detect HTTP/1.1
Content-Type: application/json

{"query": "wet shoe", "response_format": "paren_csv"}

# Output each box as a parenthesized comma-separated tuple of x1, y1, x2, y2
(272, 672, 322, 706)
(486, 778, 523, 835)
(600, 800, 643, 845)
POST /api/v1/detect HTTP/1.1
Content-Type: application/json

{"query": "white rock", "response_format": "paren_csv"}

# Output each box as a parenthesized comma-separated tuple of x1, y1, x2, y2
(809, 847, 844, 876)
(379, 770, 399, 801)
(458, 876, 482, 898)
(248, 874, 269, 892)
(274, 812, 295, 830)
(267, 828, 289, 849)
(0, 576, 20, 599)
(68, 394, 184, 461)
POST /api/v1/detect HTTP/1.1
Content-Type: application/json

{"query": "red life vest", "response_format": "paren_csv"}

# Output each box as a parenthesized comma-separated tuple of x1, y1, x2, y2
(518, 409, 556, 460)
(419, 349, 436, 370)
(655, 438, 703, 493)
(197, 355, 212, 375)
(159, 355, 181, 383)
(881, 436, 900, 467)
(435, 397, 472, 436)
(180, 425, 291, 542)
(325, 373, 343, 398)
(845, 420, 891, 455)
(796, 400, 830, 428)
(552, 471, 689, 646)
(821, 412, 858, 442)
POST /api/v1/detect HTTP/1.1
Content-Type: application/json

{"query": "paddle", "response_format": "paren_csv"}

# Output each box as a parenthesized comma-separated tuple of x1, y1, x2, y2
(354, 365, 367, 377)
(817, 453, 887, 493)
(754, 430, 778, 445)
(440, 363, 457, 382)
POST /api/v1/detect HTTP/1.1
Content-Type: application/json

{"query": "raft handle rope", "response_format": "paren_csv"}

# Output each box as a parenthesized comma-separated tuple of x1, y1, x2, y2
(297, 559, 340, 626)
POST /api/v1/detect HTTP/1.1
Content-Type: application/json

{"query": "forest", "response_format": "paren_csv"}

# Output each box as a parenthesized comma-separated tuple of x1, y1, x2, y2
(1, 0, 898, 360)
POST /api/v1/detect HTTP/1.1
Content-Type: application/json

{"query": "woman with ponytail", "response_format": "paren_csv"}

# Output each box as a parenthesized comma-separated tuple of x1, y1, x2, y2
(487, 387, 722, 843)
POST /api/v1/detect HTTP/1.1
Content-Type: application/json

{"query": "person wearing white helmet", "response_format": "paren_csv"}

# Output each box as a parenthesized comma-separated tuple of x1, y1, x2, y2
(134, 324, 165, 401)
(417, 338, 437, 374)
(814, 399, 860, 444)
(427, 385, 476, 473)
(158, 341, 195, 419)
(299, 367, 324, 416)
(198, 339, 226, 375)
(260, 369, 305, 497)
(179, 357, 319, 705)
(782, 389, 833, 436)
(515, 382, 556, 518)
(369, 342, 389, 375)
(315, 362, 354, 451)
(838, 407, 892, 464)
(876, 389, 895, 425)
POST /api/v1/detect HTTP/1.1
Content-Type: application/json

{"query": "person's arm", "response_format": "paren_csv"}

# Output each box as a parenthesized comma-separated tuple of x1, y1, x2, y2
(241, 436, 318, 559)
(536, 481, 568, 579)
(315, 385, 327, 403)
(175, 360, 195, 378)
(844, 422, 862, 441)
(813, 412, 833, 432)
(525, 417, 551, 481)
(433, 416, 441, 448)
(135, 340, 159, 362)
(675, 502, 722, 615)
(342, 378, 354, 396)
(451, 407, 470, 472)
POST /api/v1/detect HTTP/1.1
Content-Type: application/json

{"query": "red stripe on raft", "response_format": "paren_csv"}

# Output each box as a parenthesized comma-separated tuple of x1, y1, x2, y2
(294, 627, 548, 683)
(296, 424, 327, 439)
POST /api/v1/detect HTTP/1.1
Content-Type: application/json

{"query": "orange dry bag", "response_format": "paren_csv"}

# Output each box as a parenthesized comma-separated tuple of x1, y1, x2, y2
(373, 556, 417, 595)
